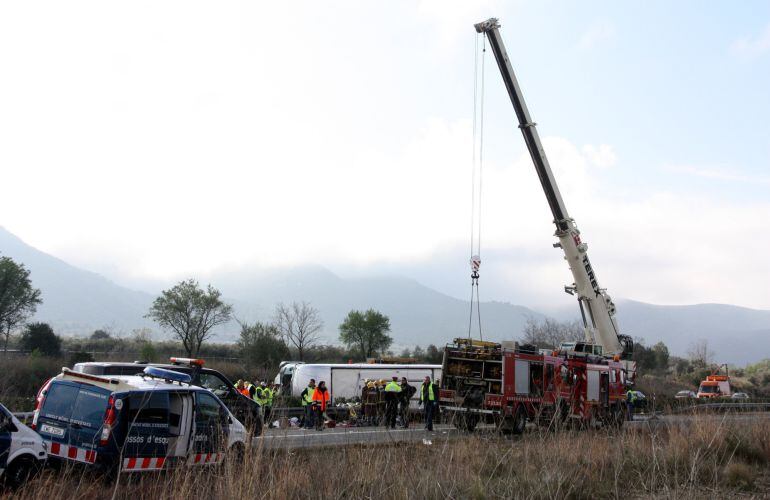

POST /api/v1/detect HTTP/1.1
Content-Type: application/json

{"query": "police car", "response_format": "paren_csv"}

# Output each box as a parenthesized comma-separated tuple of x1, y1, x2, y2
(73, 358, 262, 434)
(31, 366, 246, 473)
(0, 403, 46, 488)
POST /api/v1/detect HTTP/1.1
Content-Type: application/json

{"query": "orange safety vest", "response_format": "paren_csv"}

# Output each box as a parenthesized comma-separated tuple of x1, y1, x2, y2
(312, 387, 330, 412)
(240, 387, 250, 397)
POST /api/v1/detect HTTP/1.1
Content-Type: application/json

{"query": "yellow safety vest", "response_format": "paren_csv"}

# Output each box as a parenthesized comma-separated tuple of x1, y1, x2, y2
(302, 386, 315, 406)
(421, 383, 435, 401)
(385, 381, 402, 393)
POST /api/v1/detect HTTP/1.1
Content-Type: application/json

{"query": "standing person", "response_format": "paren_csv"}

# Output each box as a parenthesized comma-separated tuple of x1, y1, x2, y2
(398, 377, 416, 428)
(263, 383, 274, 427)
(377, 380, 387, 424)
(383, 376, 402, 429)
(362, 380, 379, 425)
(626, 389, 636, 421)
(311, 381, 330, 431)
(419, 376, 439, 431)
(301, 379, 317, 429)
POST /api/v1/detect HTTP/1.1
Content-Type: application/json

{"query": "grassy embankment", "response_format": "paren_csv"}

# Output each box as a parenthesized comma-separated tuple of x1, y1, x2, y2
(8, 415, 770, 499)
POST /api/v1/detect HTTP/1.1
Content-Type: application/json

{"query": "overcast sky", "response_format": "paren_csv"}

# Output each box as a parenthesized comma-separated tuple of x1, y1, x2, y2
(1, 1, 768, 310)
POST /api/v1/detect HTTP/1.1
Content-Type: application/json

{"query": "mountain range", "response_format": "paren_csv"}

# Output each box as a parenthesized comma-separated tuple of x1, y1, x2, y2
(1, 226, 768, 365)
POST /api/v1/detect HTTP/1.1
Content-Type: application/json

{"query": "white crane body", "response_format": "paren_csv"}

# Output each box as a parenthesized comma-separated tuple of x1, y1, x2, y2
(474, 18, 634, 372)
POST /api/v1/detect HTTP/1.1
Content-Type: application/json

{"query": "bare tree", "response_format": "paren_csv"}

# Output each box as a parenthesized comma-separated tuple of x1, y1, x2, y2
(687, 339, 714, 366)
(273, 301, 323, 361)
(146, 279, 232, 357)
(521, 316, 584, 349)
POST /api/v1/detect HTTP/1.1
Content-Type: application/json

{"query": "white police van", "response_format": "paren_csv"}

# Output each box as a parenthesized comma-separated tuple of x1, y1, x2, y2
(31, 366, 246, 473)
(0, 403, 46, 487)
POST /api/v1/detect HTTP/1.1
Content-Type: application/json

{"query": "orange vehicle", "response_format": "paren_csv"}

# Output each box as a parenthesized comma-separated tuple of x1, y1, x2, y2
(697, 364, 732, 398)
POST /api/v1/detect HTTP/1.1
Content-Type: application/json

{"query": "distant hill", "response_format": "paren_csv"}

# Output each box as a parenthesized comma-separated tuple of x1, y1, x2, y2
(209, 265, 544, 346)
(1, 226, 768, 365)
(0, 226, 154, 334)
(544, 300, 770, 365)
(0, 227, 542, 344)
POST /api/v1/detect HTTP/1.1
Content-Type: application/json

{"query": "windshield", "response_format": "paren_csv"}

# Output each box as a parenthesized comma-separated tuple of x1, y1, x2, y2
(699, 384, 719, 393)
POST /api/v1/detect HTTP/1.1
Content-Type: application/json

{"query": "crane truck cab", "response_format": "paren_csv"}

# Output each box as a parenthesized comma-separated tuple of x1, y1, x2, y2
(697, 364, 732, 399)
(0, 403, 46, 488)
(31, 367, 246, 473)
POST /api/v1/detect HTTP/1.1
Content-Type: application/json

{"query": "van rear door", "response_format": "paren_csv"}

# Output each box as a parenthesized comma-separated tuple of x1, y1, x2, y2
(37, 380, 110, 464)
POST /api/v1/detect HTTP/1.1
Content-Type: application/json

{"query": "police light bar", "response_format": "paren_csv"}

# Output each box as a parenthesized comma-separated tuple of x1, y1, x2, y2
(169, 357, 205, 367)
(143, 366, 192, 384)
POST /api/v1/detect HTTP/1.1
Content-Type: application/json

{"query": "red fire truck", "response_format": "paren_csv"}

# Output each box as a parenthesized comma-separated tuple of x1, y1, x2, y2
(439, 19, 637, 432)
(439, 339, 628, 432)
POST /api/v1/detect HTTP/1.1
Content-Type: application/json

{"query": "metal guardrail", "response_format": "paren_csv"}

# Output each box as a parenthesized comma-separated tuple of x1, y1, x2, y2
(12, 412, 33, 424)
(669, 401, 770, 414)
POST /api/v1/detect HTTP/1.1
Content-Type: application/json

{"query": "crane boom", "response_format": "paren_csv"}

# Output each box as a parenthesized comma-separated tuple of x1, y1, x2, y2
(474, 18, 633, 360)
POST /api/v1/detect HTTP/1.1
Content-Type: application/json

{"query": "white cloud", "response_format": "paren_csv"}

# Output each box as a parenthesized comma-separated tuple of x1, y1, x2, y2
(731, 23, 770, 59)
(577, 20, 616, 50)
(582, 144, 617, 168)
(665, 164, 770, 185)
(0, 2, 768, 311)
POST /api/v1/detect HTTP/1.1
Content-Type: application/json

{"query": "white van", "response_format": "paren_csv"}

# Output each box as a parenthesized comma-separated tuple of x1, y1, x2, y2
(290, 364, 441, 406)
(0, 403, 47, 488)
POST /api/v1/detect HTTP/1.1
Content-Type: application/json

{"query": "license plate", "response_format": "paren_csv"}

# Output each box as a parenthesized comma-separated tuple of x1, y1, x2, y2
(41, 424, 65, 437)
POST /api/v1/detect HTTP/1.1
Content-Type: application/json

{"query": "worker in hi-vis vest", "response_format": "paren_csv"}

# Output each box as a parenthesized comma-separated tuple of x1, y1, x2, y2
(383, 376, 402, 429)
(419, 376, 439, 431)
(301, 379, 316, 429)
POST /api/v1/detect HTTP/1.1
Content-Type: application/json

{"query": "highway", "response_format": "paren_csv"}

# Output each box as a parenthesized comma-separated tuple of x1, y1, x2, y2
(255, 424, 457, 449)
(253, 413, 770, 450)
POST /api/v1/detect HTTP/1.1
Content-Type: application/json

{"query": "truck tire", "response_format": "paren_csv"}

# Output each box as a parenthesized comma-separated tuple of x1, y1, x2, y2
(512, 405, 527, 435)
(4, 456, 39, 489)
(453, 414, 478, 433)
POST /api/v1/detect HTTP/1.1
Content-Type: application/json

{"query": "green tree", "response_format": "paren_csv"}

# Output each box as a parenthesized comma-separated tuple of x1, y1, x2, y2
(90, 329, 111, 340)
(0, 257, 43, 354)
(20, 322, 62, 357)
(146, 279, 233, 357)
(425, 344, 442, 364)
(238, 321, 290, 371)
(140, 342, 158, 362)
(651, 341, 670, 370)
(338, 309, 392, 360)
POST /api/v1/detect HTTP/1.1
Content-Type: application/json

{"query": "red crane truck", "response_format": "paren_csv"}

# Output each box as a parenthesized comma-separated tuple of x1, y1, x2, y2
(439, 19, 637, 432)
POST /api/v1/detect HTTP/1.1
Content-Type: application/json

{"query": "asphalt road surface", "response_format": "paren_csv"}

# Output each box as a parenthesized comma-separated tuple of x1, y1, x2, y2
(255, 424, 457, 449)
(253, 413, 770, 450)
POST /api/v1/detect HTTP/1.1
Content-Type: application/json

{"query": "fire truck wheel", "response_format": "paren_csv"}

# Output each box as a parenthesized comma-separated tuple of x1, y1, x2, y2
(512, 405, 527, 435)
(454, 414, 478, 433)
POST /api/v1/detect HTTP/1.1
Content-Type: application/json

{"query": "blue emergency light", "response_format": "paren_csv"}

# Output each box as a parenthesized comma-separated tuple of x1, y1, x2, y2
(142, 366, 191, 385)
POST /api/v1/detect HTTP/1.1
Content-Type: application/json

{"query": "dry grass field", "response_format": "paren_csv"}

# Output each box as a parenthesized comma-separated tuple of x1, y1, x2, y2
(7, 416, 769, 499)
